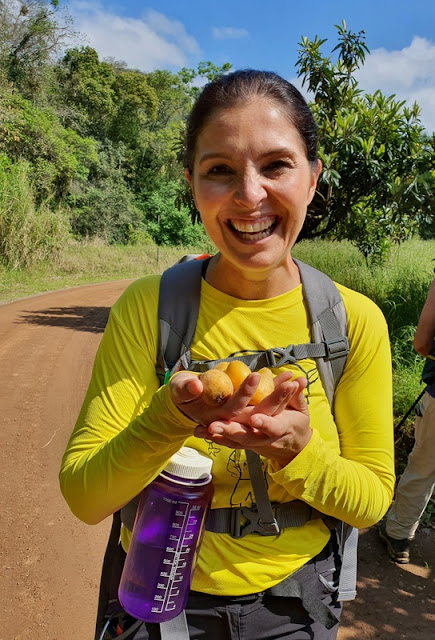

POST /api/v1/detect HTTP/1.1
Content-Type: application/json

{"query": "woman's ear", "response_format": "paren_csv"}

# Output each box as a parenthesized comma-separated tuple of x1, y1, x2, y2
(184, 168, 196, 204)
(307, 159, 322, 204)
(184, 168, 193, 188)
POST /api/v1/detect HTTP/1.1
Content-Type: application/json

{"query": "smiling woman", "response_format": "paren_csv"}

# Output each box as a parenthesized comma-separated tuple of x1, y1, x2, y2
(59, 70, 395, 640)
(185, 96, 321, 298)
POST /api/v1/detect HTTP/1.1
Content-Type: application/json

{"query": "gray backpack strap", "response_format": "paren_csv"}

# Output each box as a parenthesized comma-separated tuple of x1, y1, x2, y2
(294, 260, 356, 603)
(160, 611, 190, 640)
(267, 576, 339, 629)
(244, 450, 279, 535)
(336, 523, 358, 601)
(156, 257, 211, 384)
(294, 259, 348, 405)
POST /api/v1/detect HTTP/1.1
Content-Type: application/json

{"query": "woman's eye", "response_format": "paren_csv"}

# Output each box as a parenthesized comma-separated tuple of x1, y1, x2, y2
(263, 160, 291, 174)
(207, 164, 233, 176)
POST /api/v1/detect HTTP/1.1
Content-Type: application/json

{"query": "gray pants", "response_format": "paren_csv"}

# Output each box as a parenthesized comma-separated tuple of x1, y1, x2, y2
(386, 391, 435, 540)
(109, 534, 342, 640)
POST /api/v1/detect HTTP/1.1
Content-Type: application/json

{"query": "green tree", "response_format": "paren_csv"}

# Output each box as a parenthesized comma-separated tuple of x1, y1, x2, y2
(56, 47, 116, 138)
(0, 75, 98, 202)
(110, 70, 158, 145)
(143, 62, 231, 215)
(296, 21, 434, 262)
(0, 0, 76, 100)
(68, 140, 144, 244)
(141, 179, 208, 246)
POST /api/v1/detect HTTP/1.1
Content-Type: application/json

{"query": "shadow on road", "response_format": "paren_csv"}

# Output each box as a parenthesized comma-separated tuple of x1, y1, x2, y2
(16, 306, 110, 333)
(340, 526, 434, 639)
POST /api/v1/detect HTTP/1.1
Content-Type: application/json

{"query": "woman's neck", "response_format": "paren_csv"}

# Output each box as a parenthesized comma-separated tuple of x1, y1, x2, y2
(204, 255, 301, 300)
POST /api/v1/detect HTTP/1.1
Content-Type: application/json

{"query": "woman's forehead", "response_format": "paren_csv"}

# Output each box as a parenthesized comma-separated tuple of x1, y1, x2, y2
(194, 97, 303, 155)
(204, 96, 291, 127)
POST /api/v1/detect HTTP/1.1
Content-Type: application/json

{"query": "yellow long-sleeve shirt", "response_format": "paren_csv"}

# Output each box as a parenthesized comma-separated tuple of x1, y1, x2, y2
(59, 274, 395, 595)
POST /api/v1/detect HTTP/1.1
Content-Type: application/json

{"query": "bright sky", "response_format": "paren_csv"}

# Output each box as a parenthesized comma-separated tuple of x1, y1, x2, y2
(68, 0, 435, 133)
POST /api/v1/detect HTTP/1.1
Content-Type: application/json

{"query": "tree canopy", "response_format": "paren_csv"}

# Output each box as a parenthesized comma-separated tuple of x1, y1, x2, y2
(297, 21, 434, 261)
(0, 6, 433, 268)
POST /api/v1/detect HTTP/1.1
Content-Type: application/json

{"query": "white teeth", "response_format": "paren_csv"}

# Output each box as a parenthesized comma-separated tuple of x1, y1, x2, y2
(230, 218, 277, 241)
(237, 229, 272, 241)
(231, 218, 275, 233)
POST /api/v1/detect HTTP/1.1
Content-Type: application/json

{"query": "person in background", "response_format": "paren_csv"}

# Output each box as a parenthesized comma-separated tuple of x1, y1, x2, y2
(379, 276, 435, 563)
(60, 70, 395, 639)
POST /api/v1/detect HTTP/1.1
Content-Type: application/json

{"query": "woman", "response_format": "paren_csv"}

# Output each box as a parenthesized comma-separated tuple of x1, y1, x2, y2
(60, 70, 395, 639)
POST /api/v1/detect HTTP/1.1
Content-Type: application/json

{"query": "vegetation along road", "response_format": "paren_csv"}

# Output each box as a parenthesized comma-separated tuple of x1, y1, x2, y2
(1, 282, 433, 640)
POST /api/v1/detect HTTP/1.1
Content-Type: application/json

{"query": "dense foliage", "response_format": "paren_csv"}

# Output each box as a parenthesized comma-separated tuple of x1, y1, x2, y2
(0, 4, 433, 268)
(297, 21, 435, 262)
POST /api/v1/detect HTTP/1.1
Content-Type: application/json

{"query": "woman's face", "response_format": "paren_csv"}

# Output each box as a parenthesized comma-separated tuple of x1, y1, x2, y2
(185, 97, 321, 289)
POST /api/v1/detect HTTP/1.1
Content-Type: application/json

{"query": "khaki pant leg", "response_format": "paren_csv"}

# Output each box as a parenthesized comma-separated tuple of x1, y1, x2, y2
(386, 391, 435, 540)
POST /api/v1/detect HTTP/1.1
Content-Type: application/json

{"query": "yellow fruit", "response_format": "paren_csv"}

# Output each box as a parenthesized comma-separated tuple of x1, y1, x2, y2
(214, 362, 229, 371)
(258, 366, 274, 378)
(249, 368, 275, 406)
(199, 369, 234, 406)
(225, 360, 251, 391)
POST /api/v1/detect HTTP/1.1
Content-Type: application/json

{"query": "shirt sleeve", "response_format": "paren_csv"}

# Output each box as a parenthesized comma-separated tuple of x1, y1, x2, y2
(59, 280, 197, 525)
(269, 290, 395, 529)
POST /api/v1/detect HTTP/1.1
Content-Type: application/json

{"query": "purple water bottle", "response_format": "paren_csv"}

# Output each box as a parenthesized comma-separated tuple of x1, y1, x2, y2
(118, 447, 214, 623)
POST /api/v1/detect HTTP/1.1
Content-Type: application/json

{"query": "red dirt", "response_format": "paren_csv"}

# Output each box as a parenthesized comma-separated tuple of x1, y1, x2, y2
(1, 282, 434, 640)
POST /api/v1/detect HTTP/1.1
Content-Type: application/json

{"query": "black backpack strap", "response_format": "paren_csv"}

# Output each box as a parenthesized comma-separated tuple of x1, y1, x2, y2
(94, 511, 124, 639)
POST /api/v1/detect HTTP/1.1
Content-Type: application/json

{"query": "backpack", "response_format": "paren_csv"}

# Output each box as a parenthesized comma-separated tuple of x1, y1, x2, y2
(421, 341, 435, 386)
(95, 255, 357, 640)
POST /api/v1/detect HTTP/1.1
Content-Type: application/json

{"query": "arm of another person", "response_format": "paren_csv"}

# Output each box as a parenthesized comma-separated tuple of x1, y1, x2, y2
(413, 278, 435, 357)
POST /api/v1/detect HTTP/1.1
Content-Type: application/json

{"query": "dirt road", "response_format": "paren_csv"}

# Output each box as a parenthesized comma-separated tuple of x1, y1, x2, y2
(1, 282, 434, 640)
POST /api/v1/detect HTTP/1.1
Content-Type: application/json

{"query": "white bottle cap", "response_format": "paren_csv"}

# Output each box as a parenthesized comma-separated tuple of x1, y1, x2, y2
(164, 446, 212, 481)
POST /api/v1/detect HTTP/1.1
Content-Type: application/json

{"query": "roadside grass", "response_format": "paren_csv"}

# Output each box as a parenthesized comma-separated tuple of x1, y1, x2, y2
(0, 237, 215, 303)
(294, 238, 434, 471)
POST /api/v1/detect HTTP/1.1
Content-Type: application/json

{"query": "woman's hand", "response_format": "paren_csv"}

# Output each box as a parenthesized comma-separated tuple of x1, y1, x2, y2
(169, 369, 264, 425)
(170, 370, 312, 467)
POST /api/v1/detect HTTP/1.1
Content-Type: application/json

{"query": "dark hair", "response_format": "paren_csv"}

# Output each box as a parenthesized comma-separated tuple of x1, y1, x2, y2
(184, 69, 318, 172)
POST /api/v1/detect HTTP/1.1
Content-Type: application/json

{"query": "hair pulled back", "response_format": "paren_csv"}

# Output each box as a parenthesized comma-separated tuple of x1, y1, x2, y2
(184, 69, 318, 172)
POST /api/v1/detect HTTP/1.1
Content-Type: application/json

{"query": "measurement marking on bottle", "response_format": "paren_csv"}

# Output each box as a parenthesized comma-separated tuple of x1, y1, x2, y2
(157, 500, 202, 615)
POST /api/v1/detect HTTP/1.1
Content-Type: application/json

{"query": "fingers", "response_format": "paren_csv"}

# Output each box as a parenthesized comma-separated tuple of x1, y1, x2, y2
(273, 370, 295, 387)
(252, 379, 297, 415)
(286, 376, 308, 413)
(169, 371, 202, 405)
(194, 420, 264, 448)
(224, 372, 261, 411)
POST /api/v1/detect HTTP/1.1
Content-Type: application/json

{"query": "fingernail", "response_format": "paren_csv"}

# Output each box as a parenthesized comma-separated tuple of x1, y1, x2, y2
(251, 416, 262, 428)
(210, 426, 224, 435)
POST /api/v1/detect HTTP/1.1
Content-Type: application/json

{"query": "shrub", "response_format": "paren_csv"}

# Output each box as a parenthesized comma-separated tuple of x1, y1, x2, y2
(0, 154, 70, 268)
(142, 180, 208, 247)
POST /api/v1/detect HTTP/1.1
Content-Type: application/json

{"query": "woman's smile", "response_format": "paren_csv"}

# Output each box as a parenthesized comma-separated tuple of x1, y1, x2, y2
(228, 215, 278, 241)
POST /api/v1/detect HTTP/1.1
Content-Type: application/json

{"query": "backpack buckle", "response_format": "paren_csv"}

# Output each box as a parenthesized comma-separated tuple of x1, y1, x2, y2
(231, 506, 280, 538)
(265, 346, 296, 367)
(324, 337, 349, 360)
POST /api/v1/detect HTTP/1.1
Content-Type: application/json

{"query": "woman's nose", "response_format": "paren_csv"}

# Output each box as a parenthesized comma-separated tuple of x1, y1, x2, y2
(233, 170, 266, 208)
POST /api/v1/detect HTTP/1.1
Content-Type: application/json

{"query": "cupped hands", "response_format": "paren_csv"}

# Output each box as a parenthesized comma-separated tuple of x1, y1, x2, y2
(169, 370, 312, 466)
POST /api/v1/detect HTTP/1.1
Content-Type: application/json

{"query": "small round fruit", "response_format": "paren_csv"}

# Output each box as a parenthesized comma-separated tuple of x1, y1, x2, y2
(214, 362, 229, 372)
(199, 369, 234, 406)
(249, 368, 275, 405)
(257, 367, 274, 383)
(225, 360, 251, 391)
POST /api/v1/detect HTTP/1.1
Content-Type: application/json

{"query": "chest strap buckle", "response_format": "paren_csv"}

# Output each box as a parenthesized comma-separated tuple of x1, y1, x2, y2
(231, 506, 280, 538)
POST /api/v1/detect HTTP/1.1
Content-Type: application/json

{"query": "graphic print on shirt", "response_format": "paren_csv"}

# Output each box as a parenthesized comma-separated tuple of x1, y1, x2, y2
(203, 362, 317, 507)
